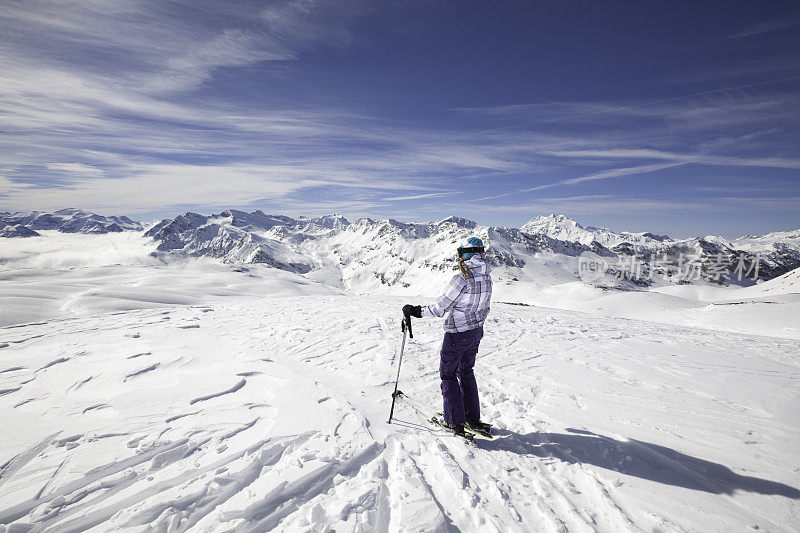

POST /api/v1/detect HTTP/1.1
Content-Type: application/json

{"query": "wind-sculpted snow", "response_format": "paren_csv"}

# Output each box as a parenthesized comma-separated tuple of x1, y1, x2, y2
(0, 295, 798, 531)
(0, 236, 340, 328)
(0, 208, 142, 235)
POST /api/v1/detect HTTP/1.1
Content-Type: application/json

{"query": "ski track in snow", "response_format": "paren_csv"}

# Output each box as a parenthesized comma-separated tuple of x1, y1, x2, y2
(0, 296, 799, 531)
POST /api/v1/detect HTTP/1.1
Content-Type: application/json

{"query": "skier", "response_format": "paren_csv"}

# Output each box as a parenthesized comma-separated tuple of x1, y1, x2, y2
(403, 236, 493, 438)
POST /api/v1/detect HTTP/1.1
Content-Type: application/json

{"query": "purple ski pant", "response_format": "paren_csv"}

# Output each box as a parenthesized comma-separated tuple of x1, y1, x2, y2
(440, 326, 483, 426)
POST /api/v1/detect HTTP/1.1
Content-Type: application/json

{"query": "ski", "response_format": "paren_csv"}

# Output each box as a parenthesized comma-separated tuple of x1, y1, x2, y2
(465, 420, 493, 439)
(391, 391, 475, 444)
(434, 411, 493, 439)
(429, 413, 475, 443)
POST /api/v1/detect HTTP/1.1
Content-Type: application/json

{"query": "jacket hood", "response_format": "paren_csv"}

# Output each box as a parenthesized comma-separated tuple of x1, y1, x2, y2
(465, 253, 491, 276)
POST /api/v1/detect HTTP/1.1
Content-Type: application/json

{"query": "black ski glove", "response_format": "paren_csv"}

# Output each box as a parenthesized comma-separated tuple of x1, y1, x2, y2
(403, 304, 422, 318)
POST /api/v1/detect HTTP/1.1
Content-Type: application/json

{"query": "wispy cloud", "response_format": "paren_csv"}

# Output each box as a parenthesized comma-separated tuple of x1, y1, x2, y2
(725, 14, 800, 39)
(535, 162, 688, 190)
(450, 195, 800, 217)
(384, 192, 461, 201)
(0, 0, 427, 213)
(0, 0, 797, 234)
(475, 163, 687, 201)
(45, 163, 104, 175)
(454, 86, 800, 202)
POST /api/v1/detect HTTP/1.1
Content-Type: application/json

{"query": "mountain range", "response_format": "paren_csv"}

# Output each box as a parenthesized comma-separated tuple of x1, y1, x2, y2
(142, 209, 800, 291)
(0, 208, 142, 236)
(3, 208, 798, 290)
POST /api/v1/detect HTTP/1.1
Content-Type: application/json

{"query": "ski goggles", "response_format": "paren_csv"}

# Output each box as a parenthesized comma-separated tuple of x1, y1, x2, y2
(457, 246, 485, 257)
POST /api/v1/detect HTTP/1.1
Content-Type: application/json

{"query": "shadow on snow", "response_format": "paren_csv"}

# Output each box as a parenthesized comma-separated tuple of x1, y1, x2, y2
(481, 427, 800, 499)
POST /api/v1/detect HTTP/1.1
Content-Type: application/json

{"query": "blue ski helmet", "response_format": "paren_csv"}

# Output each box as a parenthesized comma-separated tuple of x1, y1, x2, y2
(458, 236, 484, 260)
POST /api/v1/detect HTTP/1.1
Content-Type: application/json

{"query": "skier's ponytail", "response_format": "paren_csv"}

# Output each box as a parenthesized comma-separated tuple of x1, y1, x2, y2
(459, 258, 473, 279)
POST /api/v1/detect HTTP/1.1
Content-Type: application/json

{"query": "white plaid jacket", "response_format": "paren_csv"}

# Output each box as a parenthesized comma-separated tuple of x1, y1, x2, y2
(422, 254, 492, 332)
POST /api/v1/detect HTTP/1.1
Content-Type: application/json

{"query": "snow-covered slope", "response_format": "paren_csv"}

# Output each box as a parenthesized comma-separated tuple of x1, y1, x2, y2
(1, 215, 799, 531)
(0, 208, 142, 235)
(736, 266, 800, 298)
(1, 293, 798, 531)
(0, 230, 338, 327)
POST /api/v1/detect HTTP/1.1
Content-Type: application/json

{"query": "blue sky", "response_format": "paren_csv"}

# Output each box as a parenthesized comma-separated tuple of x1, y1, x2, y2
(0, 0, 798, 237)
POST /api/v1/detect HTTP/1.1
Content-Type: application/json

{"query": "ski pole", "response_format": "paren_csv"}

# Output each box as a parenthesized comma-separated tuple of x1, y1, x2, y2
(388, 314, 412, 424)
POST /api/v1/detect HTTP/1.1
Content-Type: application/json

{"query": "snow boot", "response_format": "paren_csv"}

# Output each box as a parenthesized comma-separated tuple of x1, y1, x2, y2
(448, 422, 468, 438)
(430, 414, 475, 442)
(465, 419, 493, 438)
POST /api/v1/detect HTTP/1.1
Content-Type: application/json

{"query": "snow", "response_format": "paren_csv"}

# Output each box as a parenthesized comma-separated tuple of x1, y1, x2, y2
(140, 209, 800, 297)
(521, 215, 800, 287)
(0, 231, 338, 327)
(0, 228, 799, 531)
(525, 276, 800, 340)
(521, 214, 672, 248)
(0, 225, 40, 238)
(1, 208, 143, 234)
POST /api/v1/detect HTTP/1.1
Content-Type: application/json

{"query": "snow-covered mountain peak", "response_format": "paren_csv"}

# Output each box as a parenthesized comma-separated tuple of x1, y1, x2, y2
(435, 216, 478, 230)
(139, 208, 800, 289)
(524, 213, 582, 227)
(12, 207, 793, 290)
(309, 214, 350, 229)
(364, 218, 419, 236)
(522, 214, 607, 245)
(522, 214, 594, 233)
(214, 209, 296, 231)
(702, 228, 800, 256)
(0, 208, 142, 235)
(738, 228, 800, 242)
(0, 224, 41, 238)
(522, 214, 674, 249)
(53, 207, 91, 217)
(639, 232, 672, 242)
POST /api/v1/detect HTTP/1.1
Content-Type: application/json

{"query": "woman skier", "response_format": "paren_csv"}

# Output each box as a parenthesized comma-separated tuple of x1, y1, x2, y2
(403, 236, 493, 438)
